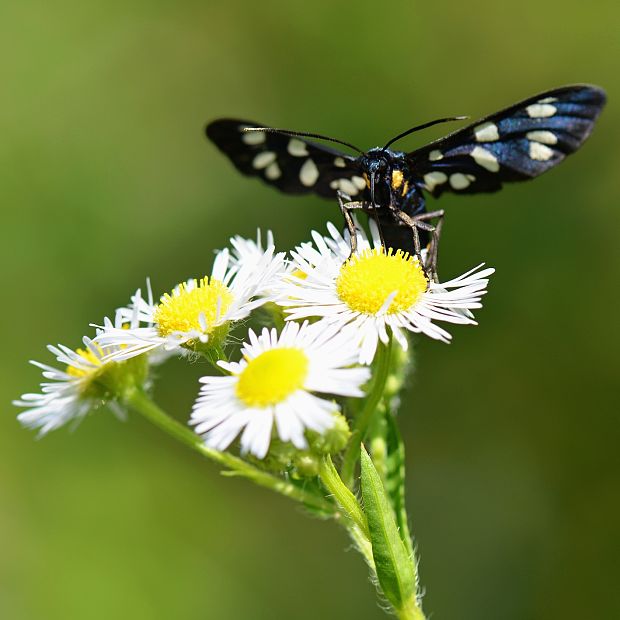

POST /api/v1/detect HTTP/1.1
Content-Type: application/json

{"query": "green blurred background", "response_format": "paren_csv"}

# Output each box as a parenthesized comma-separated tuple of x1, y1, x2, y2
(2, 1, 619, 618)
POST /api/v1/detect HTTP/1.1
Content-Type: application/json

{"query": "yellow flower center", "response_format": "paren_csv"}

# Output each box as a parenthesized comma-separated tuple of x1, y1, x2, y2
(66, 346, 103, 378)
(154, 277, 234, 337)
(335, 247, 428, 315)
(235, 348, 309, 407)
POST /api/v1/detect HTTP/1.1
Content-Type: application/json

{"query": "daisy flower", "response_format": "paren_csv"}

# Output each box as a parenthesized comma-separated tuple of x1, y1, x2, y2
(229, 229, 275, 270)
(276, 221, 495, 364)
(227, 229, 296, 295)
(190, 321, 370, 459)
(95, 242, 286, 361)
(13, 314, 148, 436)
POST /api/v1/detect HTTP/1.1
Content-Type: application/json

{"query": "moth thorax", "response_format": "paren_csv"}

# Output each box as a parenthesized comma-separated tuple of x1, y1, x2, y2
(391, 169, 404, 190)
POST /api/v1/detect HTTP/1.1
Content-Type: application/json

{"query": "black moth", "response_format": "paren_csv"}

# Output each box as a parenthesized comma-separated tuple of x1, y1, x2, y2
(206, 84, 606, 280)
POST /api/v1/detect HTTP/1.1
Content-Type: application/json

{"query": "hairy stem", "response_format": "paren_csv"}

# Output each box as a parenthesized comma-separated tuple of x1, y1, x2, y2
(341, 338, 393, 487)
(123, 388, 336, 515)
(396, 597, 426, 620)
(318, 455, 375, 569)
(319, 455, 368, 536)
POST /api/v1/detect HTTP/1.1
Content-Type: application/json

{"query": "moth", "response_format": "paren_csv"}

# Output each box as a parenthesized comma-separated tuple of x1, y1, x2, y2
(206, 84, 606, 280)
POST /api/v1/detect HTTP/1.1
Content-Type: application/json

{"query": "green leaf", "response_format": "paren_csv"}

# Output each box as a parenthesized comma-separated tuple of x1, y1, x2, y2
(385, 412, 414, 558)
(360, 446, 415, 611)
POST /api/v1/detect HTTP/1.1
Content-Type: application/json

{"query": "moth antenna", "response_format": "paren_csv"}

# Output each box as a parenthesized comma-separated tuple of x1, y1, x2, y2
(383, 116, 469, 150)
(244, 127, 363, 156)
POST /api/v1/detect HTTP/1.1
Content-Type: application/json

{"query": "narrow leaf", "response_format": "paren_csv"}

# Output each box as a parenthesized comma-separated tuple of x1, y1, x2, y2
(361, 445, 415, 610)
(385, 412, 415, 558)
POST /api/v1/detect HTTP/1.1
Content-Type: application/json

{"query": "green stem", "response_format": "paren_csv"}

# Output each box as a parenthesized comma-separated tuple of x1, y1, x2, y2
(203, 342, 229, 373)
(347, 520, 375, 572)
(341, 338, 393, 487)
(369, 409, 388, 487)
(123, 388, 336, 515)
(318, 455, 374, 569)
(396, 597, 426, 620)
(318, 455, 368, 537)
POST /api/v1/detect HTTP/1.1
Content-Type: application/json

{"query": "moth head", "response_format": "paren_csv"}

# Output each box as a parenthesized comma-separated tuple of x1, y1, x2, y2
(363, 150, 389, 176)
(361, 149, 395, 206)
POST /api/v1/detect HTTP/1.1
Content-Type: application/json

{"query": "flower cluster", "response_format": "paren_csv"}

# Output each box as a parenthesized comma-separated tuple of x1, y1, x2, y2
(14, 223, 493, 459)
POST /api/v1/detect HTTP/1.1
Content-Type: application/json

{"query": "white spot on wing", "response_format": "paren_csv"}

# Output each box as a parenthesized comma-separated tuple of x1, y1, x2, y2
(471, 146, 500, 172)
(538, 96, 558, 104)
(449, 173, 471, 190)
(299, 158, 319, 186)
(529, 141, 554, 161)
(241, 130, 266, 145)
(252, 151, 277, 169)
(526, 103, 557, 118)
(423, 171, 448, 191)
(265, 162, 281, 180)
(287, 139, 308, 157)
(339, 179, 359, 195)
(351, 176, 366, 191)
(329, 178, 359, 195)
(474, 122, 500, 142)
(334, 157, 346, 168)
(429, 149, 443, 161)
(526, 130, 558, 145)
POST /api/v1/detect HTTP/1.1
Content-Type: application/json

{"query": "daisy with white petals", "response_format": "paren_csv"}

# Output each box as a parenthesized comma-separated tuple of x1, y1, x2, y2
(227, 229, 295, 294)
(13, 314, 147, 436)
(191, 321, 370, 459)
(277, 221, 495, 364)
(95, 240, 286, 361)
(228, 229, 275, 270)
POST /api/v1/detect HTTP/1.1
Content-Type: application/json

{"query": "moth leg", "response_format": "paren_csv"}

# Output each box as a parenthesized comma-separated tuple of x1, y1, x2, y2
(394, 210, 444, 283)
(393, 210, 424, 269)
(336, 190, 372, 256)
(411, 209, 445, 283)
